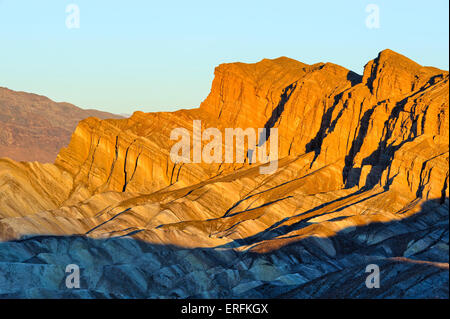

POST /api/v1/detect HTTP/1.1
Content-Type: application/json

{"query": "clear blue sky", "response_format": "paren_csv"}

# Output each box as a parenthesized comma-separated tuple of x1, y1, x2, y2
(0, 0, 448, 114)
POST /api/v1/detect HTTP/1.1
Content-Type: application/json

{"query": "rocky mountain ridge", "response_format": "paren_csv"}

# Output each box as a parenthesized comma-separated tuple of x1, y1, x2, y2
(0, 49, 448, 298)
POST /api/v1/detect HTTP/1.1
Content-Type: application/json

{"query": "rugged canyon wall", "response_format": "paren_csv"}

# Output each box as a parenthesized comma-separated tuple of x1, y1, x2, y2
(0, 50, 448, 298)
(0, 49, 448, 240)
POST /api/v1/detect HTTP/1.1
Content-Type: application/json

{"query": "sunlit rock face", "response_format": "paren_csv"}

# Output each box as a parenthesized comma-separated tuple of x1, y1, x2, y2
(0, 50, 448, 298)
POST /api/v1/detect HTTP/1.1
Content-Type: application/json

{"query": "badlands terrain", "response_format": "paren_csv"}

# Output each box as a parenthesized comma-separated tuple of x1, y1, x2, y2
(0, 49, 448, 298)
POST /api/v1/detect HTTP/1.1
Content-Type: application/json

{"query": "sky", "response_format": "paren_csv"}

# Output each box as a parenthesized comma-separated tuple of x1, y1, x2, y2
(0, 0, 448, 114)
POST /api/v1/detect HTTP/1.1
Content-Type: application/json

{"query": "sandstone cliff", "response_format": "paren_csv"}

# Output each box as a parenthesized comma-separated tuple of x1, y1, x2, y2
(0, 50, 448, 298)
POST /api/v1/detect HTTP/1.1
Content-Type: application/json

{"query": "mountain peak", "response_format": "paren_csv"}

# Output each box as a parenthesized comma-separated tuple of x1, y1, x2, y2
(362, 49, 445, 99)
(378, 48, 419, 62)
(0, 51, 448, 298)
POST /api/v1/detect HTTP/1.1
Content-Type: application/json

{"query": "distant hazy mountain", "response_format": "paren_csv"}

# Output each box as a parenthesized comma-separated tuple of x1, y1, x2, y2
(0, 87, 122, 162)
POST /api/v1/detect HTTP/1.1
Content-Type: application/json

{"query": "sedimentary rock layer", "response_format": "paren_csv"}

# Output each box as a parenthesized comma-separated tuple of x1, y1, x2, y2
(0, 49, 448, 298)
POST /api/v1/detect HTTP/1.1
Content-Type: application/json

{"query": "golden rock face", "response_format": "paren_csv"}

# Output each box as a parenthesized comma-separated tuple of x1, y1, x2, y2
(0, 50, 448, 253)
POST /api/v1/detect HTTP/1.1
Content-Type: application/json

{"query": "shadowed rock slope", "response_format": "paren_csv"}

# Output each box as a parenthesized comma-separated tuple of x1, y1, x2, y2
(0, 201, 447, 298)
(0, 50, 448, 298)
(0, 87, 122, 163)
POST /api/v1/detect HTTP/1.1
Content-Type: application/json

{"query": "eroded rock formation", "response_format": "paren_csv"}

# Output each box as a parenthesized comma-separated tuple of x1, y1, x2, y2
(0, 50, 448, 298)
